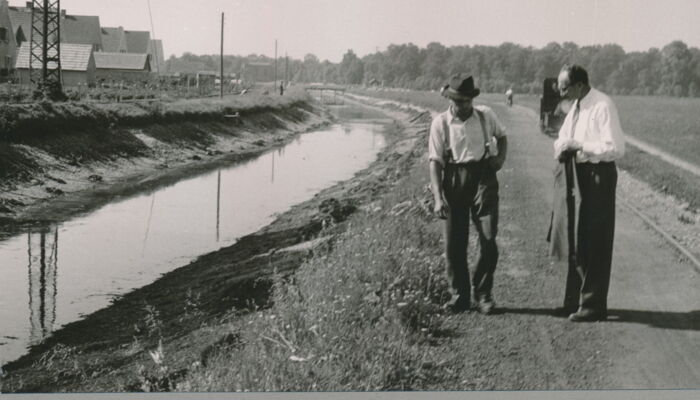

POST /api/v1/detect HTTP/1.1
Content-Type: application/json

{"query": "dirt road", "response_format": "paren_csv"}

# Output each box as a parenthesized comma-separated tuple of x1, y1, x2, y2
(469, 100, 700, 389)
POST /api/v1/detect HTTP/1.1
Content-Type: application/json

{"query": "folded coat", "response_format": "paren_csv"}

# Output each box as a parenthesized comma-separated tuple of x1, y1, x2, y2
(547, 153, 579, 262)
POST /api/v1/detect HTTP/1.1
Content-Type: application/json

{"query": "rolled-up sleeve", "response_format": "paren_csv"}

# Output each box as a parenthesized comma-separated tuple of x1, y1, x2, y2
(581, 102, 626, 161)
(429, 117, 446, 166)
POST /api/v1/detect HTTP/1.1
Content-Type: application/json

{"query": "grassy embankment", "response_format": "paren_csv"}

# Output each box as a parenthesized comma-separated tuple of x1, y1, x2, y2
(0, 89, 311, 182)
(2, 106, 459, 392)
(354, 89, 700, 211)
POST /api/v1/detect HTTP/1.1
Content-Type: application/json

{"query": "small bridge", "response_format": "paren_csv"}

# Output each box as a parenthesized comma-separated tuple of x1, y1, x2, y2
(305, 86, 346, 105)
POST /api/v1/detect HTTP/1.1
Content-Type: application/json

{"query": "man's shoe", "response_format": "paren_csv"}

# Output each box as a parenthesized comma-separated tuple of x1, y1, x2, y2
(476, 295, 495, 315)
(568, 308, 607, 322)
(445, 295, 471, 313)
(552, 306, 578, 318)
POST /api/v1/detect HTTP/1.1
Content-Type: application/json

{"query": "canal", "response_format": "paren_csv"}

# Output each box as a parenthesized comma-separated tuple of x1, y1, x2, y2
(0, 115, 389, 366)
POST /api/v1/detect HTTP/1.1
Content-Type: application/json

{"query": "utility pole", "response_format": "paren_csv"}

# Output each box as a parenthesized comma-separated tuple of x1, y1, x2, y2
(274, 40, 277, 94)
(285, 52, 288, 87)
(29, 0, 63, 100)
(220, 12, 224, 98)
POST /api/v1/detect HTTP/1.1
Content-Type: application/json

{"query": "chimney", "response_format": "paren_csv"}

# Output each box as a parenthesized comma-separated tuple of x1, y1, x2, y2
(60, 9, 66, 17)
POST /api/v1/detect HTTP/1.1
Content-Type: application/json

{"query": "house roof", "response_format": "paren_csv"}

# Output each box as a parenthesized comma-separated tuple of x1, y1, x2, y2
(7, 6, 31, 41)
(62, 14, 102, 48)
(94, 52, 150, 71)
(149, 39, 164, 72)
(124, 30, 150, 53)
(15, 43, 94, 71)
(8, 7, 103, 49)
(101, 26, 126, 52)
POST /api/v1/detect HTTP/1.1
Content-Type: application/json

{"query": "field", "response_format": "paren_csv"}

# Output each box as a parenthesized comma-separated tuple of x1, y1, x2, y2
(352, 88, 700, 210)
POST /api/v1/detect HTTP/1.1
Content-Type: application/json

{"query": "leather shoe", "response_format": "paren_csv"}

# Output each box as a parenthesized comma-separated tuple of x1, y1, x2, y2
(476, 294, 495, 315)
(552, 306, 578, 318)
(445, 295, 471, 313)
(568, 308, 607, 322)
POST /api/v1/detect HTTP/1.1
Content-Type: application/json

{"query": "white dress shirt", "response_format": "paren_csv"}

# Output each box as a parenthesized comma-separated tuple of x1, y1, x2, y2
(429, 105, 506, 166)
(554, 88, 626, 163)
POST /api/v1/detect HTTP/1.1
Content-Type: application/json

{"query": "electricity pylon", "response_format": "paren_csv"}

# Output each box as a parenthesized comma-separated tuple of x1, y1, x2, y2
(29, 0, 63, 100)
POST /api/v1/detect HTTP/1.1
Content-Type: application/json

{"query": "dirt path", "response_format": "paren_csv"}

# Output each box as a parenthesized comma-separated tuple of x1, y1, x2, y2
(487, 101, 699, 389)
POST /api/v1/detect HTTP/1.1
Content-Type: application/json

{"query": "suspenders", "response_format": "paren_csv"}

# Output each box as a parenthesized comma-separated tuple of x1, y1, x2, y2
(442, 109, 491, 163)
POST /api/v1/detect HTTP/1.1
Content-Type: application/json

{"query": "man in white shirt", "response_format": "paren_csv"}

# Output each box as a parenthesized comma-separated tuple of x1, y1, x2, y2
(429, 75, 508, 314)
(553, 64, 625, 322)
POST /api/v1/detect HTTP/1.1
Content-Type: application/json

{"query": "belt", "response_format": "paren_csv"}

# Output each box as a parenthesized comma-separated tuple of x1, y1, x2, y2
(446, 159, 487, 167)
(576, 161, 616, 166)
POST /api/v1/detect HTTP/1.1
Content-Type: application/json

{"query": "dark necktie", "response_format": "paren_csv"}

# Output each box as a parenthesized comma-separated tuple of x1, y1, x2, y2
(564, 101, 580, 265)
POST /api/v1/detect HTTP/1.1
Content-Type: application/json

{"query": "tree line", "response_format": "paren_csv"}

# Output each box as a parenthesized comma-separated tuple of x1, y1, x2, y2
(165, 40, 700, 97)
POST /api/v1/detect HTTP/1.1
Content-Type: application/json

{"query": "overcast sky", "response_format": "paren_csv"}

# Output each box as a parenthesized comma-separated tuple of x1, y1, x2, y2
(35, 0, 700, 61)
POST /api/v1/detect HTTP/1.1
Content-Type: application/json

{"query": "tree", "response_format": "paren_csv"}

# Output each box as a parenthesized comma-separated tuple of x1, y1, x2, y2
(660, 41, 693, 96)
(339, 50, 364, 84)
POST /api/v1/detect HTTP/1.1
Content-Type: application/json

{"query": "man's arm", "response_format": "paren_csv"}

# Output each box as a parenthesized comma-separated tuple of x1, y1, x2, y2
(490, 136, 508, 170)
(430, 160, 448, 219)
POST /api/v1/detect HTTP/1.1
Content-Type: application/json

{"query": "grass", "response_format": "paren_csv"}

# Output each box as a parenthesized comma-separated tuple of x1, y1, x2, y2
(0, 88, 310, 139)
(169, 123, 454, 392)
(0, 88, 312, 182)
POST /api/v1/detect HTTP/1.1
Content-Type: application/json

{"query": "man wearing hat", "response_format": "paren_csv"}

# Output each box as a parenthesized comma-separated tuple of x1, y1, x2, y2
(429, 74, 508, 314)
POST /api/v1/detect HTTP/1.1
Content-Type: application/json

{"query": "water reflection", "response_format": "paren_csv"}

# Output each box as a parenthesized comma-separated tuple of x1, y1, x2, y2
(0, 122, 387, 367)
(27, 228, 58, 345)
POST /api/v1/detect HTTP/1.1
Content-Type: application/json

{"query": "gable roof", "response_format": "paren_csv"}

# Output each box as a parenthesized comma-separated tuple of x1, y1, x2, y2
(62, 14, 102, 49)
(8, 7, 103, 49)
(94, 52, 150, 71)
(101, 26, 126, 52)
(7, 6, 31, 42)
(124, 30, 150, 53)
(15, 43, 94, 71)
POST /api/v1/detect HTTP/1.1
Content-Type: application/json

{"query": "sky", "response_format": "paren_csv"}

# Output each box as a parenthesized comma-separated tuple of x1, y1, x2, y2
(25, 0, 700, 62)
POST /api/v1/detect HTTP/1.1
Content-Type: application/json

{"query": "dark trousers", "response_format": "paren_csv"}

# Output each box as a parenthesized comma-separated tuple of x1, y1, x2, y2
(564, 162, 617, 312)
(443, 162, 499, 300)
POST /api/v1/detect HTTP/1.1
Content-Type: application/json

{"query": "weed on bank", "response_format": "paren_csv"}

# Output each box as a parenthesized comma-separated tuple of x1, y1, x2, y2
(172, 131, 460, 391)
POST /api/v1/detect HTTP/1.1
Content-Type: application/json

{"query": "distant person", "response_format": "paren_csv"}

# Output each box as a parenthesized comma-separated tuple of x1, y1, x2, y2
(505, 87, 513, 106)
(429, 74, 508, 314)
(551, 64, 626, 322)
(280, 82, 285, 96)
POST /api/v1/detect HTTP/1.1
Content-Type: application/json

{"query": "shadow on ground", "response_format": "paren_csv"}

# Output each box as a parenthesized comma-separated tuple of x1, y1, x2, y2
(499, 307, 700, 331)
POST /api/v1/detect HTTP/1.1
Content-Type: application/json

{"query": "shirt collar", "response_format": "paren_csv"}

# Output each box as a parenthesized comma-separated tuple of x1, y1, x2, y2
(577, 87, 597, 109)
(448, 105, 475, 122)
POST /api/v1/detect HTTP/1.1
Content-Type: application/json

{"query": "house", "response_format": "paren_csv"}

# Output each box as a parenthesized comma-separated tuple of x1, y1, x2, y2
(15, 42, 96, 87)
(124, 30, 150, 53)
(61, 12, 102, 51)
(8, 3, 102, 51)
(102, 27, 162, 75)
(7, 2, 31, 46)
(0, 0, 18, 80)
(94, 52, 151, 84)
(101, 26, 127, 53)
(149, 39, 164, 74)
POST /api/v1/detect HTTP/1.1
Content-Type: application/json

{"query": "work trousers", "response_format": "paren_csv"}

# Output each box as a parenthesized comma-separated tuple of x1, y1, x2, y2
(443, 161, 499, 300)
(564, 162, 617, 313)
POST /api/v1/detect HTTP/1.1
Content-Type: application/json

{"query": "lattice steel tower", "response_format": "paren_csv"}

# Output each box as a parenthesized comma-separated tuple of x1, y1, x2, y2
(29, 0, 62, 93)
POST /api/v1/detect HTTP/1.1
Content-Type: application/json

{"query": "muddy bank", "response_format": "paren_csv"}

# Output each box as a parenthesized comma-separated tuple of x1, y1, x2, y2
(1, 98, 428, 392)
(0, 95, 330, 235)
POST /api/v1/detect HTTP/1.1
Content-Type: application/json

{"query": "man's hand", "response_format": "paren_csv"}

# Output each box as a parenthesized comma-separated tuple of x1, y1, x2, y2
(555, 139, 582, 160)
(434, 197, 448, 220)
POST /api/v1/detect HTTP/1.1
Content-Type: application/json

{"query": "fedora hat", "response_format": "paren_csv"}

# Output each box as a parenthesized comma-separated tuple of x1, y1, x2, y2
(442, 74, 480, 99)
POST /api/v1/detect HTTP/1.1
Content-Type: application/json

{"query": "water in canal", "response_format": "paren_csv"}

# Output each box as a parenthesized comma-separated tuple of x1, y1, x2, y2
(0, 119, 388, 366)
